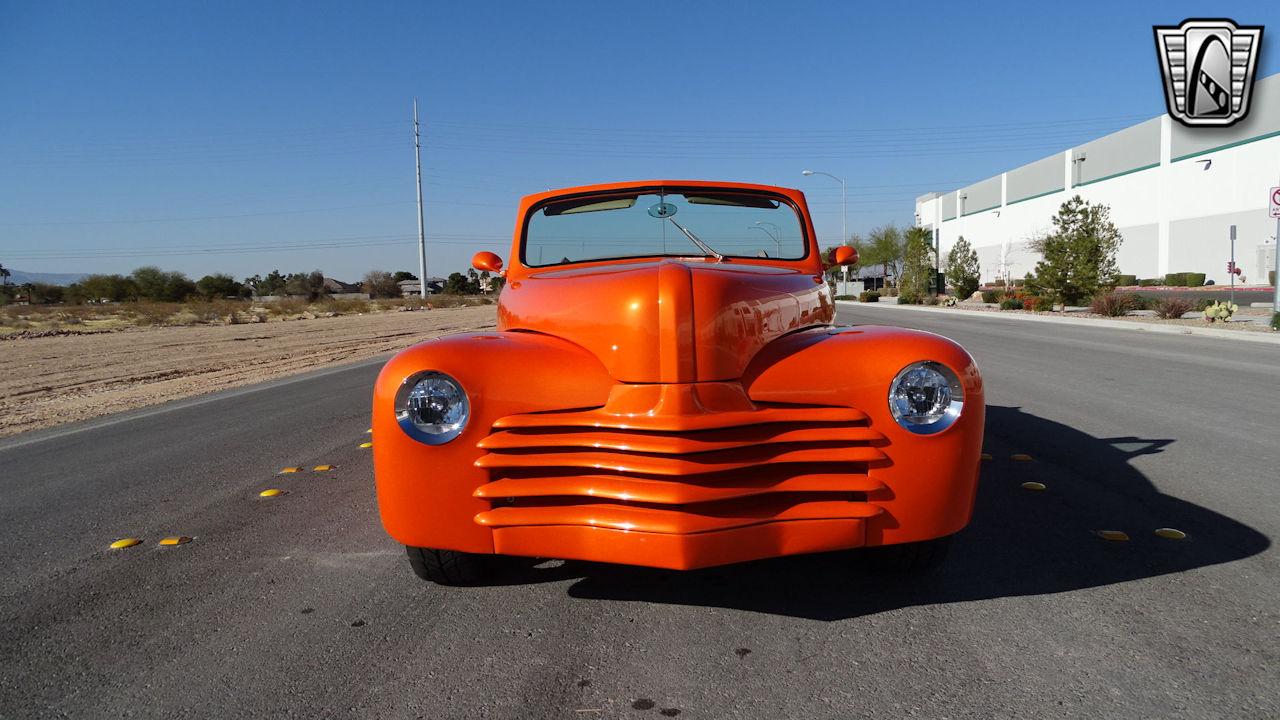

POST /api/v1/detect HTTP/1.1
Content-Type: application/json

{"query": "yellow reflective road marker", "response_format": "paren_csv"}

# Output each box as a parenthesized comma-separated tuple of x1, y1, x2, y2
(159, 536, 192, 546)
(259, 488, 285, 497)
(359, 442, 373, 449)
(279, 467, 301, 474)
(1010, 453, 1033, 462)
(1020, 481, 1046, 491)
(1154, 528, 1187, 540)
(313, 465, 334, 472)
(1095, 530, 1129, 542)
(980, 453, 993, 461)
(110, 538, 142, 549)
(366, 428, 372, 434)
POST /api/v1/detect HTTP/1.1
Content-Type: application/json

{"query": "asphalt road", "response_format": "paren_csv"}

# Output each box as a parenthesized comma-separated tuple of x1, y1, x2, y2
(1, 309, 1277, 718)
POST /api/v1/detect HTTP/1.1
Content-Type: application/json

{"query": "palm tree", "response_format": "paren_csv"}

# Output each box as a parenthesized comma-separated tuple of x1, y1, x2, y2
(0, 263, 11, 286)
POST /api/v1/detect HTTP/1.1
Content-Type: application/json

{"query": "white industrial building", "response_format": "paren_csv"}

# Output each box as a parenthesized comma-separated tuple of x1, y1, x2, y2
(915, 73, 1280, 287)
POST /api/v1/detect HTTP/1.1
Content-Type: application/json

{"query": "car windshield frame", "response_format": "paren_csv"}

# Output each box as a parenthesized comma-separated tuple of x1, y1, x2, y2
(518, 185, 812, 269)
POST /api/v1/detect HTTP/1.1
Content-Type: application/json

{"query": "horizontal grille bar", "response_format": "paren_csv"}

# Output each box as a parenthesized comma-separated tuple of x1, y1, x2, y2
(474, 471, 885, 505)
(475, 444, 885, 475)
(474, 497, 883, 535)
(478, 423, 882, 454)
(491, 405, 867, 433)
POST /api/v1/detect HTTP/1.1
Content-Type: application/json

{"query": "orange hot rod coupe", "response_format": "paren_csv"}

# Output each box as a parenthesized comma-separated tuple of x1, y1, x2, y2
(373, 180, 984, 584)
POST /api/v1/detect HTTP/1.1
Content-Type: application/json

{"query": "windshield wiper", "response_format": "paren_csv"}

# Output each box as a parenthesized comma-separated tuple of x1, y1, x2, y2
(666, 217, 724, 261)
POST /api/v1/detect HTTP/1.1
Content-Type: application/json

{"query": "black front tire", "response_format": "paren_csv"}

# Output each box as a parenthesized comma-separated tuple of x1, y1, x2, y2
(862, 536, 953, 573)
(405, 546, 487, 585)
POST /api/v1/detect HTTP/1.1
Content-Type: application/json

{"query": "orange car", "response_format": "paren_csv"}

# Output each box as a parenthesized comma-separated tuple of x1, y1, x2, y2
(373, 180, 984, 584)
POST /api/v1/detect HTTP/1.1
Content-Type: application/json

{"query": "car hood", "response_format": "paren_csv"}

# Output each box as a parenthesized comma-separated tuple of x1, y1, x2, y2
(497, 259, 833, 383)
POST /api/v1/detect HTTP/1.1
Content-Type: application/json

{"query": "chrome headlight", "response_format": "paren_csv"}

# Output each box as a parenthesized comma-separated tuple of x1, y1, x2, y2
(394, 371, 469, 444)
(888, 361, 963, 435)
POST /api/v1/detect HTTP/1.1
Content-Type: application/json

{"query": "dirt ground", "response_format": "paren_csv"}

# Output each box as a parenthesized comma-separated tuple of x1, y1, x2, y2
(0, 306, 495, 438)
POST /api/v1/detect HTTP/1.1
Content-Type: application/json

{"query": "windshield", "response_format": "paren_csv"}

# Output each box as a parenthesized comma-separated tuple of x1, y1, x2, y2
(523, 189, 807, 267)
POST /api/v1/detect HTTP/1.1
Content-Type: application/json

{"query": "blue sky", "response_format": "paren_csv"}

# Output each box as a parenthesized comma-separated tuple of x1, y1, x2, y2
(2, 1, 1277, 282)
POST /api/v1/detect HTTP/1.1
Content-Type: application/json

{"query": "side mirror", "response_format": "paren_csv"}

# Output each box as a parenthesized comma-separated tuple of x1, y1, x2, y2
(831, 246, 858, 266)
(472, 251, 504, 273)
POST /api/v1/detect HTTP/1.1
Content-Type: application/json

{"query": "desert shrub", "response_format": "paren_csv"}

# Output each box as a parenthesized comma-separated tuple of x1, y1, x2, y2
(318, 297, 370, 315)
(127, 302, 180, 326)
(1113, 274, 1137, 287)
(925, 295, 941, 306)
(858, 291, 880, 303)
(1192, 297, 1215, 312)
(1184, 272, 1206, 287)
(1271, 312, 1280, 331)
(1154, 297, 1193, 319)
(998, 297, 1024, 310)
(264, 297, 309, 316)
(1089, 292, 1134, 317)
(1021, 295, 1049, 312)
(981, 289, 1003, 304)
(897, 291, 924, 305)
(1124, 294, 1156, 311)
(1137, 278, 1160, 287)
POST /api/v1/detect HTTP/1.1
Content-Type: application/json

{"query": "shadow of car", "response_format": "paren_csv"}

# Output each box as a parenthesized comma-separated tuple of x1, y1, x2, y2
(477, 405, 1269, 620)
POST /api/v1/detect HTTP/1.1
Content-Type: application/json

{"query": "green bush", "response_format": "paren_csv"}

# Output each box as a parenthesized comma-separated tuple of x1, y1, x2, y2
(981, 289, 1003, 304)
(1271, 312, 1280, 331)
(897, 291, 924, 305)
(1114, 274, 1137, 287)
(1184, 272, 1206, 287)
(1163, 272, 1188, 287)
(998, 297, 1024, 310)
(858, 291, 880, 303)
(1138, 278, 1160, 287)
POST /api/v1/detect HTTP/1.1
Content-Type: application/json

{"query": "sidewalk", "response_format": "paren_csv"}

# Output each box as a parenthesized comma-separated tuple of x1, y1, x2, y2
(834, 300, 1280, 346)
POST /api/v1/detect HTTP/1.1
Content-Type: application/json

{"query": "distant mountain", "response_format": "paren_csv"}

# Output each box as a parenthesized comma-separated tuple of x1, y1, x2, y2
(3, 269, 89, 286)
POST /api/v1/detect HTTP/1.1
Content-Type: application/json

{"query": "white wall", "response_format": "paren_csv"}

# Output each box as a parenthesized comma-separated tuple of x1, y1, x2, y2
(917, 73, 1280, 286)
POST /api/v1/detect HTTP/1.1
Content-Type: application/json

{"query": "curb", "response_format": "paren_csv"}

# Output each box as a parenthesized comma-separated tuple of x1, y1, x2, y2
(834, 300, 1280, 346)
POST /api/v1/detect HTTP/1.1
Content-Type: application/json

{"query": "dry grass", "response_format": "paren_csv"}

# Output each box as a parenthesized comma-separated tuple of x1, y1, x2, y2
(0, 295, 497, 336)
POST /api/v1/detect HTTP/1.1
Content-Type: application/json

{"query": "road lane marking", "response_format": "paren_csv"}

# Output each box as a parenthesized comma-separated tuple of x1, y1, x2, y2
(1010, 453, 1034, 462)
(313, 465, 334, 472)
(980, 453, 993, 461)
(279, 467, 301, 474)
(359, 442, 372, 449)
(110, 538, 142, 549)
(159, 536, 192, 546)
(1095, 530, 1130, 542)
(259, 488, 285, 497)
(1021, 482, 1046, 491)
(1155, 528, 1187, 540)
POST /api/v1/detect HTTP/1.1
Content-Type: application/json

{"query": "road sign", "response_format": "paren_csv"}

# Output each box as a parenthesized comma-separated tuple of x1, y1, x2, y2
(1270, 186, 1280, 218)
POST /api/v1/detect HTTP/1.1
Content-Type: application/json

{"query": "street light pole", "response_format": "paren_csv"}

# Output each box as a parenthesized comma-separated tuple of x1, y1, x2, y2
(413, 98, 428, 300)
(802, 169, 847, 290)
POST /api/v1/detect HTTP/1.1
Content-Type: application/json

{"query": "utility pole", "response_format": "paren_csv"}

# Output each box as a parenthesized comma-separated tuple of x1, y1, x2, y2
(413, 98, 428, 299)
(1229, 225, 1236, 306)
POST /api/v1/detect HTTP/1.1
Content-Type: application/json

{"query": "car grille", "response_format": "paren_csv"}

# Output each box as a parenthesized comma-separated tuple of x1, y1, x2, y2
(472, 386, 887, 535)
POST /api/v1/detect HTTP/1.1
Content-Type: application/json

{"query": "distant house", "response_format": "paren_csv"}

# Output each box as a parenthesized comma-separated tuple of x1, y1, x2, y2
(398, 277, 445, 297)
(322, 277, 362, 294)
